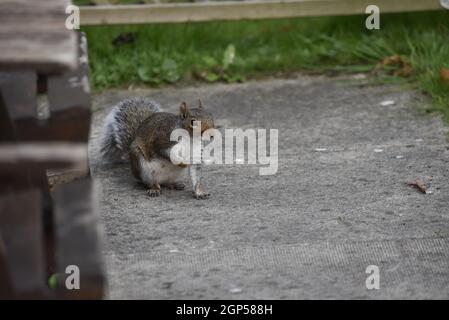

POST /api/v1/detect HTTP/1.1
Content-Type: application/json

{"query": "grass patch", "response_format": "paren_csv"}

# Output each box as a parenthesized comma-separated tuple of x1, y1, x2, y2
(81, 11, 449, 123)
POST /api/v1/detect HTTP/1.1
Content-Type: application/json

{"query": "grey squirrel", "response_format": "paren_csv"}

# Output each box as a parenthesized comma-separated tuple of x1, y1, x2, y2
(100, 97, 215, 199)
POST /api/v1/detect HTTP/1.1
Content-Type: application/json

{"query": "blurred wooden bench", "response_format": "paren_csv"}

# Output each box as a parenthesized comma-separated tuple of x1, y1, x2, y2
(0, 0, 105, 299)
(79, 0, 444, 26)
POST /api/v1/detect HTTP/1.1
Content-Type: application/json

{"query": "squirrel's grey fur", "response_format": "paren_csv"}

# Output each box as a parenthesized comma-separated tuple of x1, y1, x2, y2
(100, 97, 214, 199)
(100, 97, 161, 162)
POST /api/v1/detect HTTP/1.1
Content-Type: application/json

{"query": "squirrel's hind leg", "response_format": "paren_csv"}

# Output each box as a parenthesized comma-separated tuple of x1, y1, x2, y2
(130, 145, 162, 197)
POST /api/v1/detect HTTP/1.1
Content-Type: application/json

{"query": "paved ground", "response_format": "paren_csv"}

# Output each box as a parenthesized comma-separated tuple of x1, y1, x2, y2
(88, 75, 449, 299)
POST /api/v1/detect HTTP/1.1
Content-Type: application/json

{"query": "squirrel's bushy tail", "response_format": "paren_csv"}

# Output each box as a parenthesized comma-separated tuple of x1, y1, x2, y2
(100, 97, 160, 162)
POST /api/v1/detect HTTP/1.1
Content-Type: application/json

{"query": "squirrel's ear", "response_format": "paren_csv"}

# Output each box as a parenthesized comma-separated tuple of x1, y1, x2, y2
(198, 99, 203, 109)
(180, 102, 189, 119)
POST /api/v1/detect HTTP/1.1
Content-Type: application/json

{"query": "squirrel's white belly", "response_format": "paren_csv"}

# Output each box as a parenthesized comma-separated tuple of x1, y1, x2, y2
(139, 158, 185, 185)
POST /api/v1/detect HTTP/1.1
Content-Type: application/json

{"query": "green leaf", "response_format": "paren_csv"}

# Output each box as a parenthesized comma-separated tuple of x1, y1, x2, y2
(151, 66, 161, 75)
(205, 72, 220, 82)
(137, 66, 162, 84)
(224, 73, 245, 83)
(137, 67, 152, 82)
(48, 274, 58, 290)
(161, 58, 178, 72)
(222, 44, 236, 69)
(161, 58, 181, 83)
(203, 56, 218, 67)
(164, 70, 180, 83)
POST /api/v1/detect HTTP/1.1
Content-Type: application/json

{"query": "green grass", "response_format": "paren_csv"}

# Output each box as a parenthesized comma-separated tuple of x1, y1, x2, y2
(81, 11, 449, 123)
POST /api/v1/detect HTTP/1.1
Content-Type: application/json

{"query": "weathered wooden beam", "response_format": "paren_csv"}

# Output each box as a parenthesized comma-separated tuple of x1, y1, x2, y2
(0, 0, 78, 73)
(79, 0, 444, 25)
(53, 179, 106, 299)
(12, 107, 91, 143)
(47, 33, 91, 113)
(0, 71, 89, 143)
(0, 73, 50, 200)
(0, 69, 90, 143)
(0, 71, 37, 121)
(0, 143, 89, 174)
(0, 189, 48, 299)
(43, 32, 92, 145)
(0, 93, 18, 143)
(0, 237, 14, 299)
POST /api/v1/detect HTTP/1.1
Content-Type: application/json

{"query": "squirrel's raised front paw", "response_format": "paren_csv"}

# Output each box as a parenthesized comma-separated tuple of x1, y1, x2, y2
(194, 191, 210, 200)
(147, 188, 161, 197)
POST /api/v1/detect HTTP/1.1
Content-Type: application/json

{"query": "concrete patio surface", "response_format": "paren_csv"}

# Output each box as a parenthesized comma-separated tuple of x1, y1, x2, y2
(88, 75, 449, 299)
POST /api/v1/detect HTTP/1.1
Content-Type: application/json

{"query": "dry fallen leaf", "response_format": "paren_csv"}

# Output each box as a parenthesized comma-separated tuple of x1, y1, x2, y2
(394, 63, 412, 77)
(373, 55, 412, 77)
(380, 55, 403, 65)
(407, 180, 427, 194)
(440, 68, 449, 82)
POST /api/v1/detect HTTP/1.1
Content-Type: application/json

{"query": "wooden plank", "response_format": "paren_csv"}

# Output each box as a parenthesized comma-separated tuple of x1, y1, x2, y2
(0, 189, 48, 299)
(53, 179, 106, 299)
(79, 0, 444, 25)
(0, 92, 18, 142)
(11, 107, 91, 143)
(0, 0, 78, 73)
(47, 33, 91, 113)
(0, 237, 14, 299)
(0, 71, 53, 225)
(0, 71, 37, 121)
(44, 32, 92, 144)
(0, 143, 89, 174)
(0, 73, 39, 194)
(0, 71, 89, 142)
(9, 32, 93, 144)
